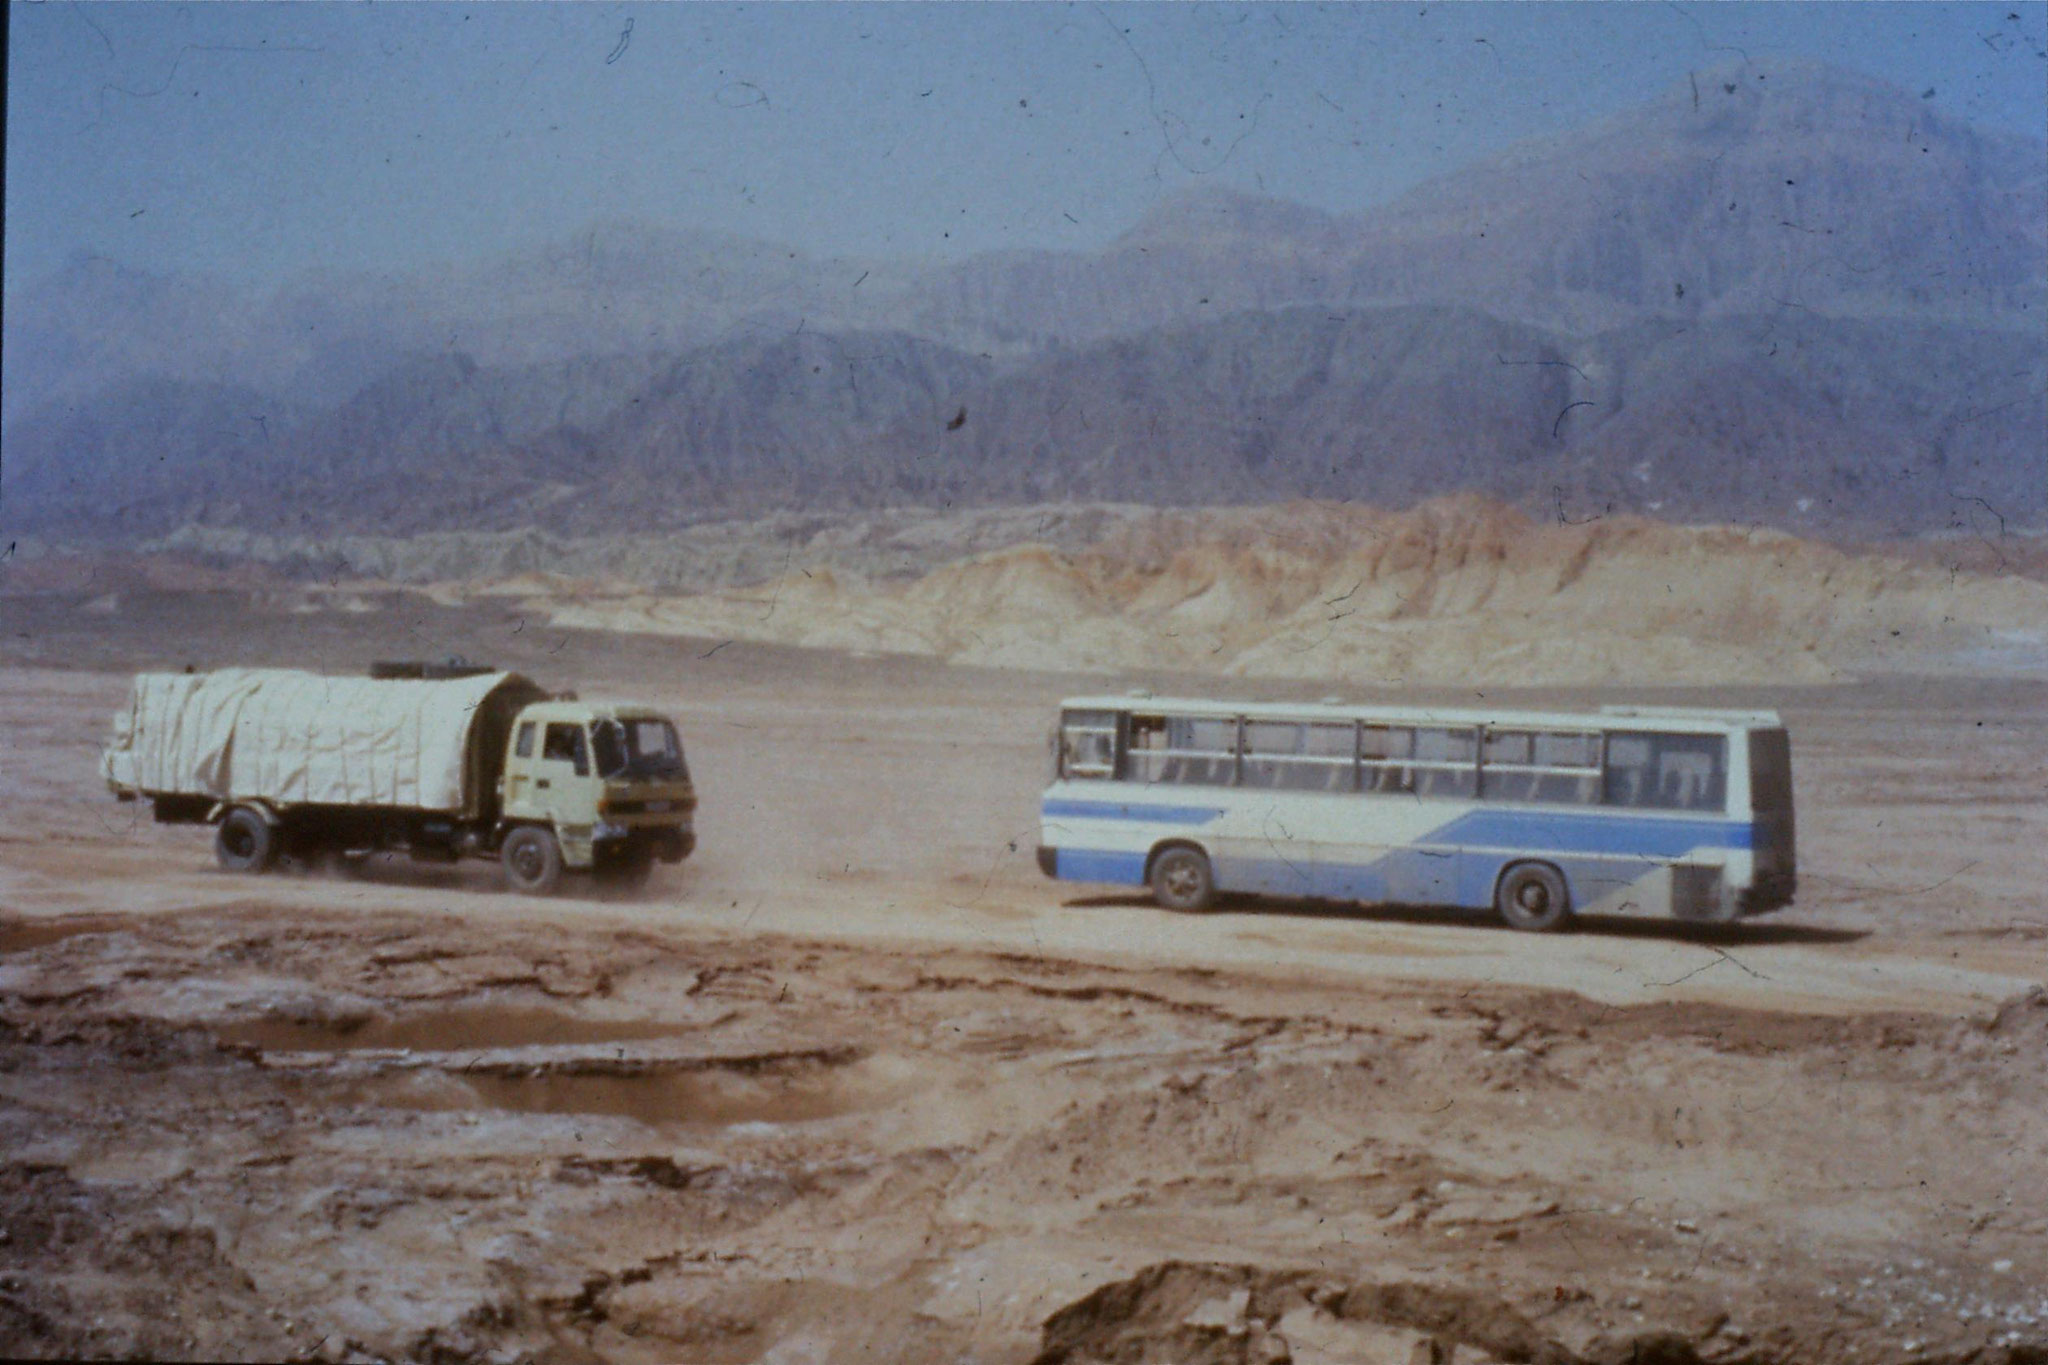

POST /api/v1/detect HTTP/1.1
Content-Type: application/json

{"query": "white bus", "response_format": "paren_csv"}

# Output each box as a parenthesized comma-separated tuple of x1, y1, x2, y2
(1036, 696, 1795, 931)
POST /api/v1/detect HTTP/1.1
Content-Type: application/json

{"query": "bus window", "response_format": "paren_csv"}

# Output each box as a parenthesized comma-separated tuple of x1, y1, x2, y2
(1060, 710, 1118, 780)
(1532, 731, 1601, 804)
(1128, 713, 1237, 786)
(1414, 727, 1478, 798)
(1242, 721, 1303, 790)
(1361, 726, 1413, 793)
(1483, 729, 1600, 804)
(1127, 714, 1170, 783)
(1170, 715, 1238, 786)
(1482, 730, 1538, 802)
(1603, 732, 1727, 811)
(1303, 722, 1357, 792)
(1244, 720, 1354, 792)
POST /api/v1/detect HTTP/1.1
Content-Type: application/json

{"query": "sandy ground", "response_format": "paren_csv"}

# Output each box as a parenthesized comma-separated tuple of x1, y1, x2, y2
(3, 592, 2048, 1363)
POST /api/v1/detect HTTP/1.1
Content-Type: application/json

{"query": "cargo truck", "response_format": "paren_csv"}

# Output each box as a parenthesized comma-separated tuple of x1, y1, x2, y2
(101, 662, 696, 893)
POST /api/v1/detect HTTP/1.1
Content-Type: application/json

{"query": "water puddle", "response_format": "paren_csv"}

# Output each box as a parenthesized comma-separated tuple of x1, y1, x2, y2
(349, 1048, 909, 1129)
(217, 1002, 712, 1055)
(0, 915, 128, 955)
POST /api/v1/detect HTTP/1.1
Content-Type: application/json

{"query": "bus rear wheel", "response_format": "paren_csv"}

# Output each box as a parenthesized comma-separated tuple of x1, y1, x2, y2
(1496, 863, 1572, 933)
(1150, 847, 1216, 913)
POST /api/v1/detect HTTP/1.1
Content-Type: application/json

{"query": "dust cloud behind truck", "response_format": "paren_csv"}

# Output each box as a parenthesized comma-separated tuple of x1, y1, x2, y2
(101, 662, 696, 893)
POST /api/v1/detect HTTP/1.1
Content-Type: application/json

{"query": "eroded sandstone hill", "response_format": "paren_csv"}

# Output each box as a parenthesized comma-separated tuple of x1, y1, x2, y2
(15, 497, 2027, 686)
(522, 498, 2047, 684)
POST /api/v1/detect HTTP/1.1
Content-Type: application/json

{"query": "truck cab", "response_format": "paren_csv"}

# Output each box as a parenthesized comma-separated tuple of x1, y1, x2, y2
(499, 700, 697, 891)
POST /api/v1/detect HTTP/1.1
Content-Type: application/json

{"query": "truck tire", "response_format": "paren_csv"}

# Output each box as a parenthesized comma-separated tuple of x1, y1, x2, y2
(501, 826, 564, 895)
(215, 808, 279, 874)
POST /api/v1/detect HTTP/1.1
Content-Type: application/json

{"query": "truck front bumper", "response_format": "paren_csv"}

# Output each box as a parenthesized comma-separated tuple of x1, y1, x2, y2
(592, 821, 695, 863)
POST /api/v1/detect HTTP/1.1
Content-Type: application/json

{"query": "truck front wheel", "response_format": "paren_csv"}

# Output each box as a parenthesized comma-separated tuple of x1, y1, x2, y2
(501, 826, 564, 894)
(216, 808, 279, 873)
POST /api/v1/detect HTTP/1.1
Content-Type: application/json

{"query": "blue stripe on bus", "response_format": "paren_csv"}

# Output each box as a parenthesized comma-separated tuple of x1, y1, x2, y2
(1045, 810, 1751, 907)
(1051, 847, 1666, 910)
(1043, 799, 1752, 907)
(1041, 799, 1227, 824)
(1419, 809, 1753, 855)
(1217, 850, 1673, 910)
(1055, 848, 1149, 886)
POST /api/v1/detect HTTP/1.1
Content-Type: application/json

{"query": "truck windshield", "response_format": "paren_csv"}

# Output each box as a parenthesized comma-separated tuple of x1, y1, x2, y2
(591, 719, 688, 780)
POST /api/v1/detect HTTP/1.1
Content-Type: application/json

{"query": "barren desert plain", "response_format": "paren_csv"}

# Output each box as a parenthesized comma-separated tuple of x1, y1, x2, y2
(3, 512, 2048, 1365)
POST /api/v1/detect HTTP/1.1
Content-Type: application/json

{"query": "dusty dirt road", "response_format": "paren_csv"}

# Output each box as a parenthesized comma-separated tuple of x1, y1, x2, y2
(3, 593, 2047, 1364)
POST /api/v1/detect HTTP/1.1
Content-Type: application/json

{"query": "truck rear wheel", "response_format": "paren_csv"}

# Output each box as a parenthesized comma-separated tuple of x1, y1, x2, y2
(501, 826, 563, 894)
(215, 808, 279, 874)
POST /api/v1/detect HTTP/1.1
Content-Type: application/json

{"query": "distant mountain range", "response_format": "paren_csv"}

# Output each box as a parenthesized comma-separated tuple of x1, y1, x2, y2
(5, 58, 2042, 542)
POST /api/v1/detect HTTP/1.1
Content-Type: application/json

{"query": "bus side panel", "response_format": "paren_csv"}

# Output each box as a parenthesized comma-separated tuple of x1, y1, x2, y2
(1210, 853, 1316, 899)
(1383, 848, 1460, 905)
(1054, 848, 1148, 886)
(1310, 857, 1391, 905)
(1213, 790, 1410, 901)
(1040, 785, 1228, 889)
(1550, 857, 1673, 916)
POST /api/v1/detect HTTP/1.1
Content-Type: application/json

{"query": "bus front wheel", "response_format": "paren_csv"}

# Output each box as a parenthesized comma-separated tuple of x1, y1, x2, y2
(1496, 863, 1572, 933)
(1150, 847, 1216, 913)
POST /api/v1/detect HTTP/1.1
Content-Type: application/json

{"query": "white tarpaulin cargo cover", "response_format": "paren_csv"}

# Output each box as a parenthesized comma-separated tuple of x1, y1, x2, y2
(102, 668, 531, 813)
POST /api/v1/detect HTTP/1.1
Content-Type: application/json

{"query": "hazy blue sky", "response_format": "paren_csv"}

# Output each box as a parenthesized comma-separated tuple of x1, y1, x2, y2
(9, 2, 2045, 289)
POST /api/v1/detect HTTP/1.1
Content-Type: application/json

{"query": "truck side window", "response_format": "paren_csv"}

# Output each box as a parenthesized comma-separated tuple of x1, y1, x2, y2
(514, 722, 536, 759)
(543, 723, 589, 776)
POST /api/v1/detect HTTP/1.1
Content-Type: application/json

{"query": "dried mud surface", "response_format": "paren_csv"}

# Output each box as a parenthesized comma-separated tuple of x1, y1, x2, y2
(3, 597, 2047, 1364)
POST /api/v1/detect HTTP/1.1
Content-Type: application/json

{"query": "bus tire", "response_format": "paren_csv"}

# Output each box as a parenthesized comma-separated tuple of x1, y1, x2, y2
(1496, 862, 1572, 933)
(501, 826, 564, 895)
(1149, 846, 1216, 913)
(215, 807, 279, 873)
